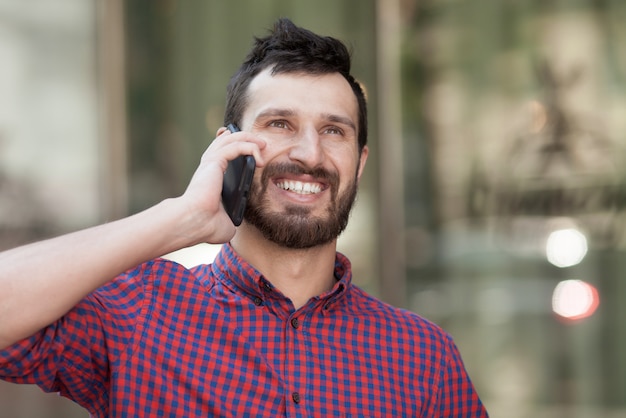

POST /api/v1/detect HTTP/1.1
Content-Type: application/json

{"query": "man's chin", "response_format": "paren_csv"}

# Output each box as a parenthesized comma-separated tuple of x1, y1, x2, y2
(244, 209, 342, 249)
(244, 176, 357, 249)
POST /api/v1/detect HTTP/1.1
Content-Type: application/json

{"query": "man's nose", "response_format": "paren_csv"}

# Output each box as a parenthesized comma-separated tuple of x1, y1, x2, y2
(288, 127, 324, 168)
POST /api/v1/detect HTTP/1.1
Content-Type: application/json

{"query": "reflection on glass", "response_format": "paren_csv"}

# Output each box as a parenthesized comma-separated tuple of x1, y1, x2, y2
(545, 228, 588, 268)
(552, 279, 599, 320)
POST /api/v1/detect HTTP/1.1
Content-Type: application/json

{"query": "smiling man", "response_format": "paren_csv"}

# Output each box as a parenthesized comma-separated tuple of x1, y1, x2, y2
(234, 68, 365, 254)
(0, 18, 488, 417)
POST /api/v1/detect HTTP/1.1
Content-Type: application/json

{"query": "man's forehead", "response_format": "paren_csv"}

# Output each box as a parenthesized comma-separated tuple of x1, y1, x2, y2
(245, 69, 358, 122)
(248, 67, 354, 94)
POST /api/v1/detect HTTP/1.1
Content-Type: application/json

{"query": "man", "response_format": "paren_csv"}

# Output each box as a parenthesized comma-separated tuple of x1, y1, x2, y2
(0, 18, 488, 417)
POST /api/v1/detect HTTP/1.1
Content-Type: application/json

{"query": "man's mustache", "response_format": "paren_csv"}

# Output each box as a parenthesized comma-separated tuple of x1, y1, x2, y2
(259, 163, 339, 190)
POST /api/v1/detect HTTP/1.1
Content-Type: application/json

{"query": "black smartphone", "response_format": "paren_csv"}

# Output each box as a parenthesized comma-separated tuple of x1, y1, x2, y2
(221, 124, 255, 226)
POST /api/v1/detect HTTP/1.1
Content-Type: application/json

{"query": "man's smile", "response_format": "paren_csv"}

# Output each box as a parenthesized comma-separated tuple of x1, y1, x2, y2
(275, 179, 324, 195)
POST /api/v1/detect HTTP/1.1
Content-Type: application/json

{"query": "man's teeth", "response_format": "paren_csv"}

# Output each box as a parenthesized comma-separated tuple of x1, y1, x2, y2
(277, 180, 322, 195)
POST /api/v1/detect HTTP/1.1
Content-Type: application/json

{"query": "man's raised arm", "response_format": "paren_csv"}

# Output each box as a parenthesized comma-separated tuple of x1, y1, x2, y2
(0, 129, 265, 349)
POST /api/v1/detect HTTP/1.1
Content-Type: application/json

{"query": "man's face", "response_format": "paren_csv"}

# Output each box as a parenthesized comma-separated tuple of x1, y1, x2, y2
(240, 69, 369, 249)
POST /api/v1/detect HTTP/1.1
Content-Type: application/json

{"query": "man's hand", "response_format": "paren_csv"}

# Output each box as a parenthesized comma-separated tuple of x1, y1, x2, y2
(175, 127, 266, 245)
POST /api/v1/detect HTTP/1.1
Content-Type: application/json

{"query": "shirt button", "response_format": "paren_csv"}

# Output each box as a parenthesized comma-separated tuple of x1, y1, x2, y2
(263, 282, 272, 291)
(253, 297, 263, 306)
(292, 392, 301, 404)
(290, 317, 300, 329)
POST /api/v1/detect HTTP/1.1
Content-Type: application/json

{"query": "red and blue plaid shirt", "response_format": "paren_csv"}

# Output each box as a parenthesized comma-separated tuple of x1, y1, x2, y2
(0, 244, 488, 417)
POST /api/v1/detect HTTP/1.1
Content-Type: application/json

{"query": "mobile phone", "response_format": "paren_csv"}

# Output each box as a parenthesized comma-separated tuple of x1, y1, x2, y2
(221, 124, 255, 226)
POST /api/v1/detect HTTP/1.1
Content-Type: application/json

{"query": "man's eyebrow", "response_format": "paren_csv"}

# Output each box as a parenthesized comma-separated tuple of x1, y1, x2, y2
(256, 108, 356, 132)
(256, 108, 296, 119)
(324, 113, 356, 132)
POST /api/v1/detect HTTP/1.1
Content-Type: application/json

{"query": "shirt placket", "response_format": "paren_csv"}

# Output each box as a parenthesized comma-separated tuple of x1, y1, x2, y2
(258, 277, 312, 417)
(284, 309, 308, 418)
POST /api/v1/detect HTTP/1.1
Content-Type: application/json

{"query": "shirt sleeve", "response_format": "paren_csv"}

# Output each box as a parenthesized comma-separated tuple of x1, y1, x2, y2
(0, 264, 148, 414)
(437, 336, 490, 417)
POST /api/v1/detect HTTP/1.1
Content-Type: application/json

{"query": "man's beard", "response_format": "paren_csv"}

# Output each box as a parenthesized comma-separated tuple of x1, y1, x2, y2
(243, 162, 358, 249)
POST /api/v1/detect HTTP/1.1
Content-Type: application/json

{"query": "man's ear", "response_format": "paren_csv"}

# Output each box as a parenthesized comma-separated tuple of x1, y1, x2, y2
(356, 145, 369, 182)
(216, 126, 229, 136)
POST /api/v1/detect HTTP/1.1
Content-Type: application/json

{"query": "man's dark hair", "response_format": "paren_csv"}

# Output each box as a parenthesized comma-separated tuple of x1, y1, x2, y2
(224, 18, 368, 152)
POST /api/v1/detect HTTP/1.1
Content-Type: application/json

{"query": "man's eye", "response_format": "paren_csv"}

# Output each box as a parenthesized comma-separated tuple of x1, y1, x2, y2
(325, 126, 343, 135)
(269, 120, 288, 129)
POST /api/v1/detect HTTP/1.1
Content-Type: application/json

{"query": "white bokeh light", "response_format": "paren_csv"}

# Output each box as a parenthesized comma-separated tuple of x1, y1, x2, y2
(545, 228, 588, 268)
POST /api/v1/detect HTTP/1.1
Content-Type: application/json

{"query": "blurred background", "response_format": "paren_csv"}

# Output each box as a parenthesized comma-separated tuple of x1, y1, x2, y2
(1, 0, 625, 417)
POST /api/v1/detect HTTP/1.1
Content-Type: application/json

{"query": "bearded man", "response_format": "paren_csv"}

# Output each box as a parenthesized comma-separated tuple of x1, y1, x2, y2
(0, 18, 488, 417)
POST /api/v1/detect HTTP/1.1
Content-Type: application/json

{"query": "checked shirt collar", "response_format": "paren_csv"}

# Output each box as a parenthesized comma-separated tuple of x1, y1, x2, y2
(200, 243, 351, 316)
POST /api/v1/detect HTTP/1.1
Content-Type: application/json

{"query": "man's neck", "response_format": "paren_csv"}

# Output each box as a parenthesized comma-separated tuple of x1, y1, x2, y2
(230, 224, 337, 310)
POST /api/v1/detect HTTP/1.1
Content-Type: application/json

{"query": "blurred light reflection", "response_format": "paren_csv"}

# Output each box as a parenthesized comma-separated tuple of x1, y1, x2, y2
(552, 279, 599, 320)
(546, 228, 588, 268)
